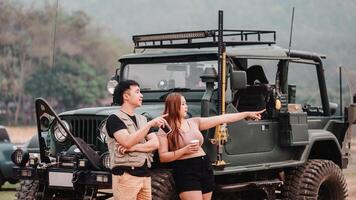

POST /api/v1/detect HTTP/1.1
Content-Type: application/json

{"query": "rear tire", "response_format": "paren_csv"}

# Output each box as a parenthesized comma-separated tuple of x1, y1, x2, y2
(151, 169, 178, 200)
(16, 180, 39, 200)
(282, 159, 347, 200)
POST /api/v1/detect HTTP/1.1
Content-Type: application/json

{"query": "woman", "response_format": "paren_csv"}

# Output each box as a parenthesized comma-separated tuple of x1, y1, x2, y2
(157, 92, 265, 200)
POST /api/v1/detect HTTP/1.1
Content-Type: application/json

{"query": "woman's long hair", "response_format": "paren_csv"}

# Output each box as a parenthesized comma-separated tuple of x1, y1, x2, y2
(163, 93, 183, 151)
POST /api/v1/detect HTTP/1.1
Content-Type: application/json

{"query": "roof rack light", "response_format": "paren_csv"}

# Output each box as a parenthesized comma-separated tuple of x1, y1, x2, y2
(133, 31, 213, 43)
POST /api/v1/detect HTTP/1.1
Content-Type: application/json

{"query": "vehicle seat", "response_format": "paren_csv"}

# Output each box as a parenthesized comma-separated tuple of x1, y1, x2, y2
(233, 65, 272, 112)
(234, 84, 272, 112)
(246, 65, 269, 85)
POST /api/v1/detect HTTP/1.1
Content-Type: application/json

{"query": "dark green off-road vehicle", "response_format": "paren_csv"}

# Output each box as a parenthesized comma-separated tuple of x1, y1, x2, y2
(12, 12, 356, 199)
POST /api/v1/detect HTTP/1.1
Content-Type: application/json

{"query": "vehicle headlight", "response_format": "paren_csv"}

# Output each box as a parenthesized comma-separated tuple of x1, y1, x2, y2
(39, 113, 54, 131)
(11, 149, 29, 166)
(53, 120, 70, 143)
(100, 152, 110, 170)
(99, 131, 107, 143)
(107, 79, 118, 94)
(98, 120, 107, 143)
(97, 120, 106, 144)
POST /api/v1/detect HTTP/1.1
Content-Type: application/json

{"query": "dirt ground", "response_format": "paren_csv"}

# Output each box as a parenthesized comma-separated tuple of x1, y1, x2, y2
(344, 136, 356, 199)
(7, 126, 37, 144)
(3, 126, 356, 199)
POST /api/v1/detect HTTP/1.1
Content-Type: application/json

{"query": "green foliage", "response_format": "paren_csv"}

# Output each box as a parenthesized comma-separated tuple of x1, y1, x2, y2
(26, 57, 107, 108)
(0, 1, 129, 125)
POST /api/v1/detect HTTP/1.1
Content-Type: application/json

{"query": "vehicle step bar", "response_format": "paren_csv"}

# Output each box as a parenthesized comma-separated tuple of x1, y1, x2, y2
(215, 178, 282, 200)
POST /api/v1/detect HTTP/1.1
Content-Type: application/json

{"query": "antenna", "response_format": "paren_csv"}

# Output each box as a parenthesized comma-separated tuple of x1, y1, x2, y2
(274, 7, 295, 112)
(50, 0, 59, 68)
(339, 66, 343, 117)
(288, 7, 295, 56)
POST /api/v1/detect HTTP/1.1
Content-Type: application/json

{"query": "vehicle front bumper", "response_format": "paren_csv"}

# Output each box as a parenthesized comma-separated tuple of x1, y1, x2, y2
(13, 166, 112, 190)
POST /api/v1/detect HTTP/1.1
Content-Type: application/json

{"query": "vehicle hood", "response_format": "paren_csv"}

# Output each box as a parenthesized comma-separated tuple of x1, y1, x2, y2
(59, 103, 201, 118)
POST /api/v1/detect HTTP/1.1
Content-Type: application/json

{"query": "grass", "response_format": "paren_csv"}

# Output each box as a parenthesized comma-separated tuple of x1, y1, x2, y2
(0, 182, 18, 200)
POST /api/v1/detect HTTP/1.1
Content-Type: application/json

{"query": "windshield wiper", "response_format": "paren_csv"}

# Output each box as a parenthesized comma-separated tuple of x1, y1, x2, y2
(159, 88, 191, 100)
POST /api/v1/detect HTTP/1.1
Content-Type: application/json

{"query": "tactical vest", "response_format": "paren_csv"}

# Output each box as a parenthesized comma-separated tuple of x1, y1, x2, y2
(104, 110, 153, 169)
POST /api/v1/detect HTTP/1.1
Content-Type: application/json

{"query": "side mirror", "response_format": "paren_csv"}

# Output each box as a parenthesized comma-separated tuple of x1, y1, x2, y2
(200, 67, 217, 83)
(107, 76, 119, 94)
(230, 71, 247, 90)
(329, 102, 338, 115)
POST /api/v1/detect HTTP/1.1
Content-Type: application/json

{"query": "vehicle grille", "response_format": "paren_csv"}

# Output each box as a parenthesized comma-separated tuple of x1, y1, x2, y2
(61, 115, 106, 146)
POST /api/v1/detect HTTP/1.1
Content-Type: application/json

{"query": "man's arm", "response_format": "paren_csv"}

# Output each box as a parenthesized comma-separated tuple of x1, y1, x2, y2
(113, 122, 152, 149)
(121, 133, 159, 153)
(114, 114, 168, 149)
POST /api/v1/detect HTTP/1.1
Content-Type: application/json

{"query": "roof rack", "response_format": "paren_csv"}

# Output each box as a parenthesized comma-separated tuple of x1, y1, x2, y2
(132, 29, 276, 49)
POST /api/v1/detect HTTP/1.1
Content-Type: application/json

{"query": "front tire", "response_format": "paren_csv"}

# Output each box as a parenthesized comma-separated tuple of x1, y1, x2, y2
(282, 159, 347, 200)
(151, 169, 178, 200)
(16, 179, 39, 200)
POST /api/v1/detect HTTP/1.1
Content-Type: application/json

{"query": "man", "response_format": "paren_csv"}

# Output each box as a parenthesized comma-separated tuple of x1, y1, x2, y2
(105, 80, 167, 200)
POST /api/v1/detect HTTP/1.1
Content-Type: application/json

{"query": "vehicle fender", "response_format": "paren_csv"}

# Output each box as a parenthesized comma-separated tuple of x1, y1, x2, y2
(0, 142, 16, 179)
(300, 130, 342, 167)
(24, 133, 41, 153)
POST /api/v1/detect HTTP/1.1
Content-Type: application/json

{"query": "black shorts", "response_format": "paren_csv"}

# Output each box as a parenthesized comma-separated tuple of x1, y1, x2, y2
(172, 155, 214, 194)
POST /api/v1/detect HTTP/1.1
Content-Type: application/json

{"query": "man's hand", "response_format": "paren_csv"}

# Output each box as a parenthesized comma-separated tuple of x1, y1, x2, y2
(117, 132, 158, 153)
(148, 114, 169, 128)
(117, 144, 135, 154)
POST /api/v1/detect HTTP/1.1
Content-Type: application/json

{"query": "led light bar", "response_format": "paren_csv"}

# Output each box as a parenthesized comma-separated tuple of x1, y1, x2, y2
(133, 31, 213, 43)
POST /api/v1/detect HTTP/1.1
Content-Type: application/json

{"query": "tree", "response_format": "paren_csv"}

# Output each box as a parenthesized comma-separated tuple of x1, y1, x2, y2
(0, 1, 129, 125)
(26, 56, 107, 109)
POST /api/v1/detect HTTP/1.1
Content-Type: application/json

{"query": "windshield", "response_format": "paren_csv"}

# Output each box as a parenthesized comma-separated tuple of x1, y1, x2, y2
(122, 61, 217, 91)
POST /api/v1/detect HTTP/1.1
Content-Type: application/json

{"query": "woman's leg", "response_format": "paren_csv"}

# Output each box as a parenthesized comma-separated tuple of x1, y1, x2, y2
(202, 192, 213, 200)
(179, 190, 203, 200)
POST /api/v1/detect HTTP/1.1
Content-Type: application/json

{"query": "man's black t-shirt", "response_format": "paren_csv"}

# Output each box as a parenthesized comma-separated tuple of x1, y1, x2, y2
(106, 114, 155, 138)
(105, 113, 154, 177)
(106, 114, 137, 138)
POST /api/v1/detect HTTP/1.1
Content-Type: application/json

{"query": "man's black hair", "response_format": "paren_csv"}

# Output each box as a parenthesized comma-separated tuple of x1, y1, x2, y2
(113, 80, 140, 106)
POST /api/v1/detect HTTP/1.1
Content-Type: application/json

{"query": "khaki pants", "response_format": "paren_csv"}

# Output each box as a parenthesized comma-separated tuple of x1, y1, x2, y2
(112, 172, 151, 200)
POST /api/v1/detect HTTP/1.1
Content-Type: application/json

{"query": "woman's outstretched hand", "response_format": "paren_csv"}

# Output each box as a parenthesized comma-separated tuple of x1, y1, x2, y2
(246, 109, 266, 121)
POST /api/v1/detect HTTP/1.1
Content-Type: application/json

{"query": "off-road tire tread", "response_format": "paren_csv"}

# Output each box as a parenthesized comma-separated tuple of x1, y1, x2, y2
(281, 159, 347, 200)
(151, 169, 178, 200)
(16, 179, 39, 200)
